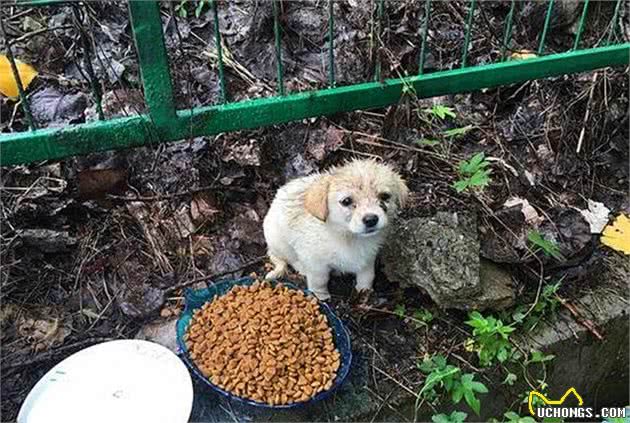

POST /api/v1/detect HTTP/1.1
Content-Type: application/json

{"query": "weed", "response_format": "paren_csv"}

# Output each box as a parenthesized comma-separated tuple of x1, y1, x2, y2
(432, 411, 468, 423)
(393, 304, 406, 318)
(527, 231, 564, 260)
(413, 309, 434, 327)
(443, 125, 473, 138)
(465, 311, 515, 366)
(425, 105, 457, 120)
(509, 281, 561, 330)
(503, 411, 537, 423)
(454, 152, 492, 193)
(418, 354, 489, 415)
(175, 0, 209, 18)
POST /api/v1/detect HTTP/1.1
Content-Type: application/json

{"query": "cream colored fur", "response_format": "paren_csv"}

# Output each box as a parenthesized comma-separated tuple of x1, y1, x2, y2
(263, 159, 409, 300)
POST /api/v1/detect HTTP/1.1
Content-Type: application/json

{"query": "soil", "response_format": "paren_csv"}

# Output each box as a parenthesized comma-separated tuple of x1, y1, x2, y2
(1, 1, 628, 421)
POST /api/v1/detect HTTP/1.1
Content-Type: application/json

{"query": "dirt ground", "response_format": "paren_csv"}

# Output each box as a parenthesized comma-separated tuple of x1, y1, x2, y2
(1, 1, 629, 421)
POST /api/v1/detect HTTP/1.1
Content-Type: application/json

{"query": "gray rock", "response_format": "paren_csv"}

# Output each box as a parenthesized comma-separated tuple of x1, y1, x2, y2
(135, 318, 179, 354)
(381, 212, 515, 310)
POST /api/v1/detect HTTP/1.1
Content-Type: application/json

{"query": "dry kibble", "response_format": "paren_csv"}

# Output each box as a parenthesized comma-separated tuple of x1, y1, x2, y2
(186, 280, 340, 406)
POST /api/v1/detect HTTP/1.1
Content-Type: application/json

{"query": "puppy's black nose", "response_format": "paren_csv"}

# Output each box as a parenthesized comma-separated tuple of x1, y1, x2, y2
(363, 214, 379, 228)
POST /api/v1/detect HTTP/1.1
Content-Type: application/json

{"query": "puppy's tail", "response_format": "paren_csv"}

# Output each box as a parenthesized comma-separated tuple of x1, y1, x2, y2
(265, 254, 288, 280)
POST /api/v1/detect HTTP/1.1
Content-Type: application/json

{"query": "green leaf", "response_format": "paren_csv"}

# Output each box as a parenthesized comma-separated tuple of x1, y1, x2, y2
(432, 411, 468, 423)
(427, 104, 457, 119)
(413, 309, 434, 323)
(416, 138, 442, 147)
(503, 372, 517, 386)
(460, 152, 487, 175)
(468, 169, 491, 188)
(527, 230, 564, 260)
(527, 350, 555, 364)
(393, 304, 406, 318)
(443, 125, 473, 138)
(453, 179, 470, 193)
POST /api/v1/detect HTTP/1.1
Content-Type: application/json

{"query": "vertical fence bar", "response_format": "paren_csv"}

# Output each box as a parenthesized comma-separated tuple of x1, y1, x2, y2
(72, 5, 104, 120)
(0, 11, 36, 130)
(418, 0, 431, 74)
(128, 1, 178, 133)
(538, 0, 555, 55)
(461, 0, 476, 68)
(272, 0, 285, 95)
(500, 0, 516, 61)
(328, 0, 335, 87)
(210, 0, 227, 102)
(573, 0, 589, 50)
(374, 0, 384, 81)
(605, 0, 623, 45)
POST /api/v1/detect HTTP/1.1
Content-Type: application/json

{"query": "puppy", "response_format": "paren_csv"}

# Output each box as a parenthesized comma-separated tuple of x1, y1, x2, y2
(263, 159, 409, 300)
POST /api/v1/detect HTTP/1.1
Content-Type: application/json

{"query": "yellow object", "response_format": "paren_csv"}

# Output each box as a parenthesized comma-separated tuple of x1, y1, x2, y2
(510, 50, 538, 61)
(0, 55, 38, 98)
(601, 213, 630, 255)
(528, 387, 584, 416)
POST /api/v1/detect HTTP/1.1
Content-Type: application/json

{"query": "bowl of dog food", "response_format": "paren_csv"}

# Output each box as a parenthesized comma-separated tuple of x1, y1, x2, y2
(176, 277, 352, 409)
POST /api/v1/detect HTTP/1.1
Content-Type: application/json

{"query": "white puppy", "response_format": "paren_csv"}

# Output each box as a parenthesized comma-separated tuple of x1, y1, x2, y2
(263, 159, 409, 300)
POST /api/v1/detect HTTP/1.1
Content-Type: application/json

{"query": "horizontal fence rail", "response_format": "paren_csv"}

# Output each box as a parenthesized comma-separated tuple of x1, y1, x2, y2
(1, 0, 629, 166)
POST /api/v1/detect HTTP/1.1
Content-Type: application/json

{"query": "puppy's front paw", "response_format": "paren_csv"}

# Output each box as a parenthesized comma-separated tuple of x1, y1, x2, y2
(265, 270, 282, 280)
(311, 289, 331, 301)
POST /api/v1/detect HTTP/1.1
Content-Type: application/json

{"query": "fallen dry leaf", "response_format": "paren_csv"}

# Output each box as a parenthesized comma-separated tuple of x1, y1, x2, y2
(510, 50, 537, 61)
(190, 192, 220, 224)
(0, 55, 38, 98)
(579, 200, 611, 234)
(601, 213, 630, 255)
(78, 168, 128, 199)
(503, 197, 543, 225)
(30, 87, 87, 126)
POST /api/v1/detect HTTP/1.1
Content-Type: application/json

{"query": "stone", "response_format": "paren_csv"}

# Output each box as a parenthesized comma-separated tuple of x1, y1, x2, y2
(135, 317, 178, 354)
(380, 212, 515, 310)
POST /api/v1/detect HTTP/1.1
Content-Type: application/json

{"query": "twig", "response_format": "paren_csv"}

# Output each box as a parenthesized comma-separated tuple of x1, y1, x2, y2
(2, 337, 113, 373)
(555, 295, 605, 340)
(576, 72, 598, 154)
(165, 256, 266, 293)
(106, 184, 253, 202)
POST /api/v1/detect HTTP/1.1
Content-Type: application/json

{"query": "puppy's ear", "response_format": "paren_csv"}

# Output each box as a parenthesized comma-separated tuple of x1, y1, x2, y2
(396, 176, 410, 208)
(304, 176, 330, 221)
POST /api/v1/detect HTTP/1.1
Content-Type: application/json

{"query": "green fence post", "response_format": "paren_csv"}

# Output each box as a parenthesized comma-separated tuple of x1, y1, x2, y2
(128, 0, 178, 136)
(418, 0, 432, 74)
(461, 0, 476, 68)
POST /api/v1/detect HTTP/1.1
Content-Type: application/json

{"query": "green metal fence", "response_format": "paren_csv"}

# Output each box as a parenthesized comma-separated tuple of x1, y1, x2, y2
(1, 0, 628, 166)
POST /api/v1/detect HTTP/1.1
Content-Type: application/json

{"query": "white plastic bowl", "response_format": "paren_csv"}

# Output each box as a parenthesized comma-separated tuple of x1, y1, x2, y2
(18, 339, 193, 423)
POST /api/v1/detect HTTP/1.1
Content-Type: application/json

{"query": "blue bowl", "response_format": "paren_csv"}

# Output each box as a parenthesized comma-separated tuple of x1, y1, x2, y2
(176, 277, 352, 409)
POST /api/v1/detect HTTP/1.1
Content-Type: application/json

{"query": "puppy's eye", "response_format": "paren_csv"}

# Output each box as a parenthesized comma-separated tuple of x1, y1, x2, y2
(340, 197, 353, 207)
(378, 192, 391, 202)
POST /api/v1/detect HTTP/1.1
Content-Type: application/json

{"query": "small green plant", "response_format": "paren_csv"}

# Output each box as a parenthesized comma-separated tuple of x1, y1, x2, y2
(454, 152, 492, 193)
(525, 350, 555, 366)
(503, 411, 537, 423)
(418, 355, 488, 415)
(527, 230, 564, 260)
(465, 311, 515, 366)
(176, 0, 209, 18)
(393, 304, 406, 318)
(507, 281, 561, 330)
(502, 372, 517, 386)
(443, 125, 473, 138)
(413, 308, 434, 327)
(425, 104, 457, 120)
(432, 411, 468, 423)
